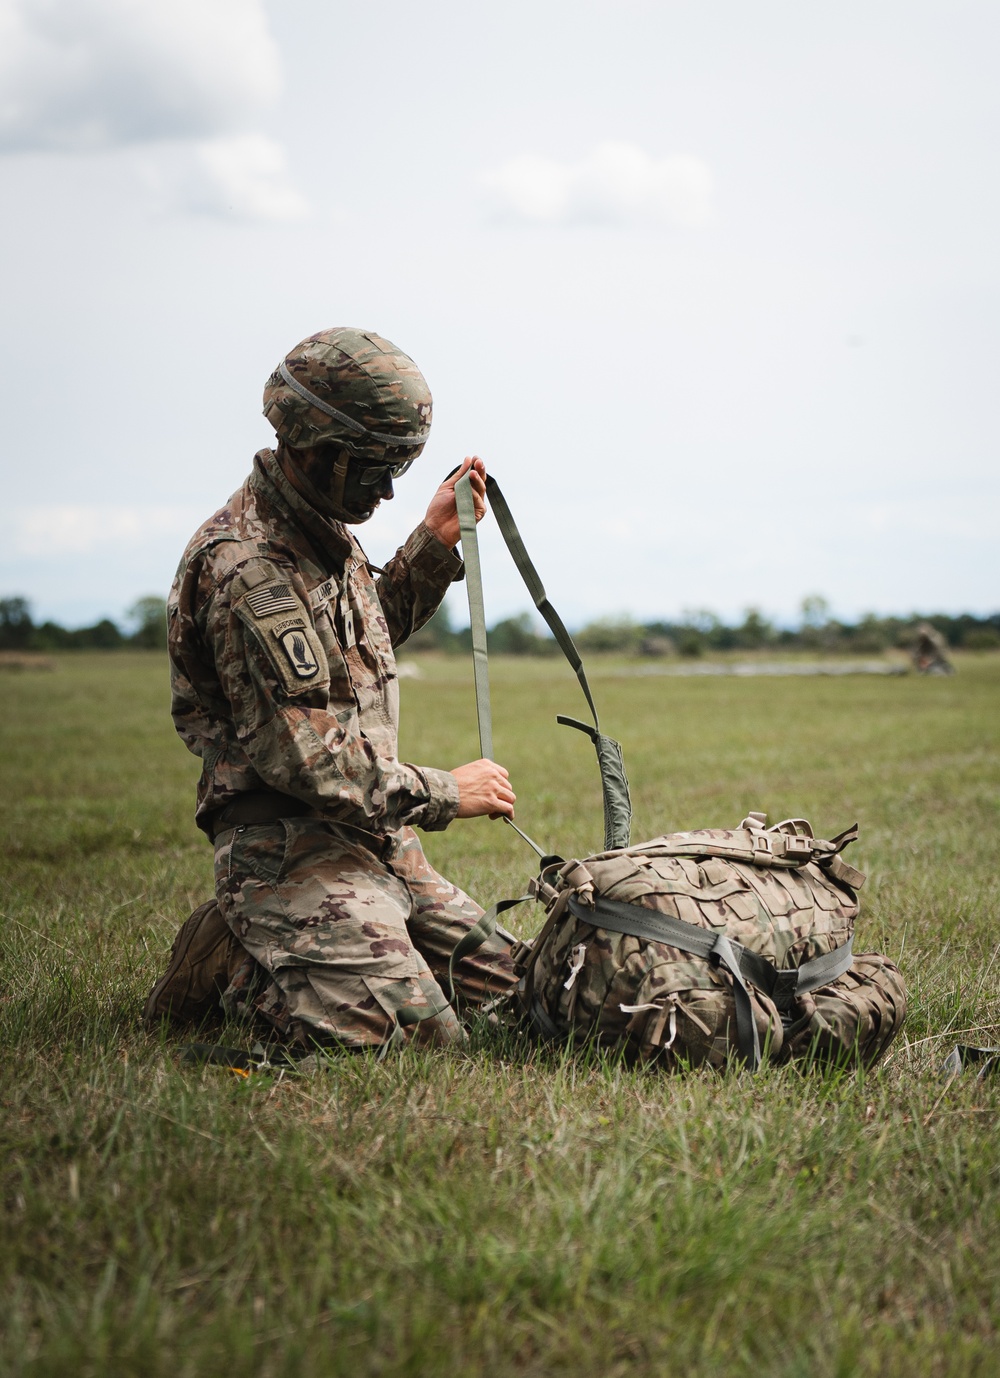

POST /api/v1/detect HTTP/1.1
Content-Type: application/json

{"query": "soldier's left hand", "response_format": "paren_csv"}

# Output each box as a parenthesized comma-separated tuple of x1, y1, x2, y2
(424, 456, 486, 550)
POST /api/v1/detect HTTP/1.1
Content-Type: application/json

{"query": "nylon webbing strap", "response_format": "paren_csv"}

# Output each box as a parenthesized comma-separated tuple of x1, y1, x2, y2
(569, 896, 760, 1066)
(455, 471, 631, 851)
(785, 937, 855, 994)
(446, 895, 531, 1007)
(396, 996, 453, 1026)
(484, 476, 600, 729)
(568, 894, 855, 1069)
(454, 473, 547, 860)
(455, 474, 493, 761)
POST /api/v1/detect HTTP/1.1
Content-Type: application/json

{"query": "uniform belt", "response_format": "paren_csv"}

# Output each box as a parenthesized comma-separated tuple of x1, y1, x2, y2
(209, 791, 319, 840)
(208, 791, 390, 859)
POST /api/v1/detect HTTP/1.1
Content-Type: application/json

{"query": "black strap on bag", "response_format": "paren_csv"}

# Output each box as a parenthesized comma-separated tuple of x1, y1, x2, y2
(454, 472, 632, 853)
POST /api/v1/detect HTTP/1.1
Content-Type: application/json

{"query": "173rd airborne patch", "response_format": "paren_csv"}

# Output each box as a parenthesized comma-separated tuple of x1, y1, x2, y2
(233, 560, 329, 696)
(278, 628, 320, 679)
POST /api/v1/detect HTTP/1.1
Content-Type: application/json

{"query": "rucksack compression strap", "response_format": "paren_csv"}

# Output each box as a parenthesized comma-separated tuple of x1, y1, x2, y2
(568, 893, 855, 1069)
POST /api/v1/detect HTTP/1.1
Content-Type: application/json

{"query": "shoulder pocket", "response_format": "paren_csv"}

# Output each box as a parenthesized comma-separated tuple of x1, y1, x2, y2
(233, 562, 330, 698)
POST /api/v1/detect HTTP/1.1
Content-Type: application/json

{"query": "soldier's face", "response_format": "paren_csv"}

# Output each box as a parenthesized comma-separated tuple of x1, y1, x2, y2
(340, 462, 394, 523)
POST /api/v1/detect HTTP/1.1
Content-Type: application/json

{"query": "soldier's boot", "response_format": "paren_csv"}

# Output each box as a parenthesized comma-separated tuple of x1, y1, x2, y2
(405, 1009, 467, 1048)
(143, 900, 243, 1028)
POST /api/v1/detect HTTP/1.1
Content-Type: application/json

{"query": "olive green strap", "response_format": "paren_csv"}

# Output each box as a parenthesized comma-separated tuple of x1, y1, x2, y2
(568, 896, 762, 1067)
(569, 893, 856, 1069)
(483, 477, 631, 850)
(555, 716, 632, 854)
(453, 474, 555, 860)
(483, 476, 601, 728)
(446, 895, 531, 1006)
(455, 471, 631, 851)
(455, 473, 493, 761)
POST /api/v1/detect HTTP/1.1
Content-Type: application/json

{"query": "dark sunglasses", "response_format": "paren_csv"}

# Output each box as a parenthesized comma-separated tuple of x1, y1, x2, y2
(354, 455, 417, 486)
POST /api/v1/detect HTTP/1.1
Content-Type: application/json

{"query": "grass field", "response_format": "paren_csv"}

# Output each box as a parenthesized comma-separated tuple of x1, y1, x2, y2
(2, 651, 999, 1376)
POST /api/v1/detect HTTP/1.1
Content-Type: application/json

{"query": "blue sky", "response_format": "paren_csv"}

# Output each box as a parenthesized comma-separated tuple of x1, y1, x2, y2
(1, 0, 996, 630)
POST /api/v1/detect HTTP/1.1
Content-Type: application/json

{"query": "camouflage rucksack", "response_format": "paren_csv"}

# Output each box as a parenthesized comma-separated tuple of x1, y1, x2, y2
(452, 475, 907, 1071)
(509, 814, 906, 1069)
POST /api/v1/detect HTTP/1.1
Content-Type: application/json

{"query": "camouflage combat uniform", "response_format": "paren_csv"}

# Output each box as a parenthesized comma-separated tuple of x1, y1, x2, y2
(169, 446, 516, 1048)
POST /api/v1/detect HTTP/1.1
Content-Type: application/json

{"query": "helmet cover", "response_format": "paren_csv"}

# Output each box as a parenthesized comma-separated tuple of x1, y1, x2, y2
(262, 328, 432, 457)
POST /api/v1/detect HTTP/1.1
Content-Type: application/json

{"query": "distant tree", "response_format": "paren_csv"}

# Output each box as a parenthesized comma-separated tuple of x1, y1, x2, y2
(683, 610, 737, 650)
(127, 595, 168, 649)
(850, 613, 891, 653)
(488, 612, 555, 656)
(0, 597, 34, 650)
(736, 608, 775, 649)
(32, 621, 75, 650)
(676, 627, 705, 658)
(682, 609, 722, 636)
(33, 618, 124, 649)
(407, 603, 457, 653)
(576, 616, 642, 654)
(800, 594, 830, 629)
(80, 619, 125, 649)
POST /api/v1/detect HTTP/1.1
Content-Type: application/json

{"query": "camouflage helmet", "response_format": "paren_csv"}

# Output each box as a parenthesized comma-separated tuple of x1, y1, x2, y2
(262, 328, 432, 457)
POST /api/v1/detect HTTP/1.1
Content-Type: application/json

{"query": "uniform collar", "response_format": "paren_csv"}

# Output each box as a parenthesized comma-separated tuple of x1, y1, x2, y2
(250, 448, 355, 572)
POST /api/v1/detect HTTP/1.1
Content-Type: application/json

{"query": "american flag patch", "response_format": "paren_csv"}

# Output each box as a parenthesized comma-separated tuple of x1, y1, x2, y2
(245, 583, 298, 617)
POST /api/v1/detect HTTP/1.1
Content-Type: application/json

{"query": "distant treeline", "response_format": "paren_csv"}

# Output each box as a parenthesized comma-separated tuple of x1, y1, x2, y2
(407, 598, 1000, 657)
(3, 593, 998, 656)
(0, 596, 168, 651)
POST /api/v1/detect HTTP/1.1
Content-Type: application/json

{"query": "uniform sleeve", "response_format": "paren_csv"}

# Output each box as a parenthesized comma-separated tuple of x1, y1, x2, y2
(376, 521, 463, 648)
(205, 562, 460, 833)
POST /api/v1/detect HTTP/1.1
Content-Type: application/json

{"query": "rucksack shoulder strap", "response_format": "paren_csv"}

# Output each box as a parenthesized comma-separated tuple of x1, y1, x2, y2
(455, 471, 632, 851)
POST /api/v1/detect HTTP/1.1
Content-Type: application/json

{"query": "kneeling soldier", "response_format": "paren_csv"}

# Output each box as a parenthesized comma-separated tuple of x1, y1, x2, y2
(145, 328, 518, 1048)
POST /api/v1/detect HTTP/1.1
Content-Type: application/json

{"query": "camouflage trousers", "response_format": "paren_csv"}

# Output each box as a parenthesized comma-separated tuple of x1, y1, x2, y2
(214, 818, 517, 1050)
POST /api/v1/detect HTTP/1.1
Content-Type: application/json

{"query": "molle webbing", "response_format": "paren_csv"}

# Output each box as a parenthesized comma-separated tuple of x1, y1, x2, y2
(454, 472, 632, 852)
(513, 808, 886, 1072)
(620, 822, 865, 885)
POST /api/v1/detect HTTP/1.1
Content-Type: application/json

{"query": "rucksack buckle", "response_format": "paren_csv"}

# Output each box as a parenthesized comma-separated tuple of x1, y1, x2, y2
(783, 834, 813, 859)
(752, 833, 773, 862)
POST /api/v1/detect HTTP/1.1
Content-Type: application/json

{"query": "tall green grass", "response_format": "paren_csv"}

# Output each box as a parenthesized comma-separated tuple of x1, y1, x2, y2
(2, 652, 999, 1376)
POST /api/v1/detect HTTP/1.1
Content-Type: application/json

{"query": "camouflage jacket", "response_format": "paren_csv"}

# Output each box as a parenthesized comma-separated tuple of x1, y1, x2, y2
(169, 448, 462, 839)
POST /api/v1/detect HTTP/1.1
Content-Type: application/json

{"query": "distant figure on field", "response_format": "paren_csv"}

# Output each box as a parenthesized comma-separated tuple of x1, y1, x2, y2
(910, 622, 954, 675)
(144, 329, 519, 1050)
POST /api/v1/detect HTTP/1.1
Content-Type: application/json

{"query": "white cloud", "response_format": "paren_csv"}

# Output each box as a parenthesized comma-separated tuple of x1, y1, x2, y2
(0, 0, 281, 151)
(479, 141, 714, 228)
(141, 135, 310, 222)
(14, 505, 206, 556)
(0, 0, 307, 221)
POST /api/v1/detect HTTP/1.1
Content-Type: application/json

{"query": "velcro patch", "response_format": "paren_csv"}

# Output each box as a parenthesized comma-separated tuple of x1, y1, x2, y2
(246, 583, 298, 617)
(278, 627, 321, 679)
(309, 578, 337, 611)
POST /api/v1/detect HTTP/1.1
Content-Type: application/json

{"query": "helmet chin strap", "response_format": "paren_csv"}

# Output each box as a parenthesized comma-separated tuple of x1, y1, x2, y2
(276, 440, 361, 523)
(330, 448, 351, 512)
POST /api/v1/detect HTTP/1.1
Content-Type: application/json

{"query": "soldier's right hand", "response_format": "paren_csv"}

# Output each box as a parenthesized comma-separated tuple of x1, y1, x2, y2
(451, 759, 516, 820)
